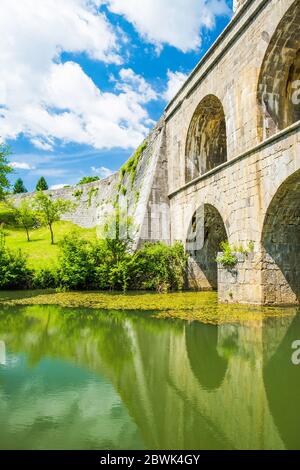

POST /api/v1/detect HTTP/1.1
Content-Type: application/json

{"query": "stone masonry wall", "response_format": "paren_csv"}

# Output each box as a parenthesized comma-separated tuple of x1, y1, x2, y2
(218, 252, 263, 305)
(13, 119, 170, 247)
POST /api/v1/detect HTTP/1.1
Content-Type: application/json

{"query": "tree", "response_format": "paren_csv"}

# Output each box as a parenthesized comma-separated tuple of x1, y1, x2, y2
(36, 176, 48, 191)
(33, 192, 76, 244)
(13, 178, 28, 194)
(78, 176, 100, 185)
(0, 144, 13, 200)
(15, 199, 38, 242)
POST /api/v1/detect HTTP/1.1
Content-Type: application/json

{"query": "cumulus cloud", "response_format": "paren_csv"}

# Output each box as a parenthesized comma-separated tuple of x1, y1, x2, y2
(9, 162, 36, 170)
(0, 0, 156, 151)
(0, 0, 231, 155)
(106, 0, 231, 52)
(30, 139, 54, 152)
(50, 184, 69, 190)
(163, 70, 189, 102)
(91, 166, 114, 178)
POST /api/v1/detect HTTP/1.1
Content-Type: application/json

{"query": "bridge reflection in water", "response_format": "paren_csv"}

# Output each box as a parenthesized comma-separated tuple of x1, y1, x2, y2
(0, 305, 299, 450)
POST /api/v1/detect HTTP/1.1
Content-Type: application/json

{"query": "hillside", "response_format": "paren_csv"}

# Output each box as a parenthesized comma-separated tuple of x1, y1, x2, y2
(0, 202, 96, 269)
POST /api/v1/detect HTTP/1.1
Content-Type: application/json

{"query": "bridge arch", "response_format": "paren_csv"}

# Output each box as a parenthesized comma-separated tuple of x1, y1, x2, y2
(261, 169, 300, 305)
(185, 95, 227, 183)
(257, 0, 300, 141)
(185, 323, 228, 391)
(186, 203, 228, 291)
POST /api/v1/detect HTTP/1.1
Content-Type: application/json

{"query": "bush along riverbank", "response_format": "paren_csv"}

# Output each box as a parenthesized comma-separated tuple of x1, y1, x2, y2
(0, 230, 188, 292)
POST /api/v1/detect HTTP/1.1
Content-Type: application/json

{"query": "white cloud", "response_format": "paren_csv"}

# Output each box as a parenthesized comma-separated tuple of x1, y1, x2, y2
(91, 166, 114, 178)
(0, 0, 231, 155)
(50, 184, 69, 190)
(106, 0, 231, 52)
(9, 162, 36, 170)
(163, 70, 189, 102)
(0, 0, 157, 151)
(30, 139, 54, 152)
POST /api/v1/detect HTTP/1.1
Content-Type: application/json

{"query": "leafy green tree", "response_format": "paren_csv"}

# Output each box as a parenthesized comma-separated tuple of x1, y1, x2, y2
(36, 176, 48, 191)
(15, 199, 38, 242)
(13, 178, 28, 194)
(33, 192, 76, 244)
(0, 144, 13, 200)
(78, 176, 100, 185)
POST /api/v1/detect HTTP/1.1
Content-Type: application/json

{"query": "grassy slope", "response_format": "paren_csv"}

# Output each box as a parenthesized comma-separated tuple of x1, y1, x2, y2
(0, 202, 96, 269)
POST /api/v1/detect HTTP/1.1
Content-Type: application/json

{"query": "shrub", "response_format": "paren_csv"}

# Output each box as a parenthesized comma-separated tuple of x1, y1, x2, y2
(32, 268, 58, 289)
(216, 240, 255, 269)
(0, 238, 32, 289)
(94, 238, 133, 292)
(216, 241, 238, 269)
(58, 233, 98, 290)
(56, 232, 187, 293)
(133, 242, 187, 292)
(78, 176, 100, 185)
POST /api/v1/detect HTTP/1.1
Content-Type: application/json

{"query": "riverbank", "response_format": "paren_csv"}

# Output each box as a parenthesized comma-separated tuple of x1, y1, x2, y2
(0, 290, 297, 325)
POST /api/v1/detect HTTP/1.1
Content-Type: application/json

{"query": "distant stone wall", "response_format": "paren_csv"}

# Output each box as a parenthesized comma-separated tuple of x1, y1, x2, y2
(13, 118, 171, 246)
(13, 174, 119, 229)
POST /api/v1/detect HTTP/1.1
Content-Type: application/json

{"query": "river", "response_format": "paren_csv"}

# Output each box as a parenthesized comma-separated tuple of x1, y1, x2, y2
(0, 302, 299, 449)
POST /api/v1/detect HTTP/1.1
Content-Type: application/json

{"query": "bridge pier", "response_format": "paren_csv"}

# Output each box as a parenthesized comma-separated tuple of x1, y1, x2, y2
(218, 250, 300, 306)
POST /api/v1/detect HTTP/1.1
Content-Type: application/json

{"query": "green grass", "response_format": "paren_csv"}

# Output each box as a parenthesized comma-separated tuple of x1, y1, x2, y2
(0, 202, 96, 269)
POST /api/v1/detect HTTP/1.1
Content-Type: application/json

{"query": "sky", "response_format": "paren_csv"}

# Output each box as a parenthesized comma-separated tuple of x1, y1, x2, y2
(0, 0, 233, 191)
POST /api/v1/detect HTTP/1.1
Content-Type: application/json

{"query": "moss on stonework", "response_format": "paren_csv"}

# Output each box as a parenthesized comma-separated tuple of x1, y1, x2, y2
(113, 139, 148, 209)
(119, 140, 148, 189)
(73, 189, 83, 201)
(87, 187, 99, 208)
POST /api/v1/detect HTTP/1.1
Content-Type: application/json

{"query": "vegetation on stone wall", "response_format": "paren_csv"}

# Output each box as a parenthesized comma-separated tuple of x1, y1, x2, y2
(72, 189, 83, 201)
(216, 241, 254, 269)
(87, 187, 98, 207)
(78, 176, 100, 185)
(119, 140, 148, 189)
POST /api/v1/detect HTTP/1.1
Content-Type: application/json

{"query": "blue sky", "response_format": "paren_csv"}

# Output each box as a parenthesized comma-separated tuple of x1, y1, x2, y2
(1, 0, 233, 191)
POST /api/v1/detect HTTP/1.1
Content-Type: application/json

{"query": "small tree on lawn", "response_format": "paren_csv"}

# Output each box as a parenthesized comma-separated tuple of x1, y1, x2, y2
(13, 178, 28, 194)
(0, 144, 13, 200)
(36, 176, 48, 191)
(33, 192, 76, 245)
(15, 199, 38, 242)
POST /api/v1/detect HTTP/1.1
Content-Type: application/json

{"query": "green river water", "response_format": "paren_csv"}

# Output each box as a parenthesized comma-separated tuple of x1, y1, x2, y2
(0, 302, 299, 450)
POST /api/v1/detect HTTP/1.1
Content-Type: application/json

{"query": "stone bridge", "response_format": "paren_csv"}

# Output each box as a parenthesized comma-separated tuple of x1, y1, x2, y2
(163, 0, 300, 305)
(15, 0, 300, 305)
